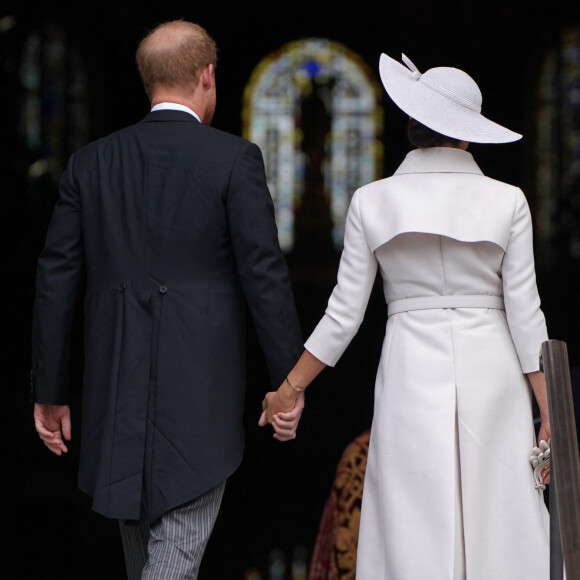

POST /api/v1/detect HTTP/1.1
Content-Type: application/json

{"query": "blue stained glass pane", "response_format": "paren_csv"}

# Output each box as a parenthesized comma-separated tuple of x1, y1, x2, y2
(303, 60, 321, 77)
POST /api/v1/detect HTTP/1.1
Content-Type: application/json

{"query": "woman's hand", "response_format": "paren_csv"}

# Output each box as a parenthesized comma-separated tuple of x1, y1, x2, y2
(258, 388, 304, 441)
(259, 381, 298, 423)
(538, 419, 551, 484)
(527, 371, 551, 485)
(258, 350, 326, 441)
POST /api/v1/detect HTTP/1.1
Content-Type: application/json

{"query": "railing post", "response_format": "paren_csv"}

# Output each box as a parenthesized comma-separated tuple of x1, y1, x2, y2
(541, 339, 580, 579)
(550, 467, 564, 579)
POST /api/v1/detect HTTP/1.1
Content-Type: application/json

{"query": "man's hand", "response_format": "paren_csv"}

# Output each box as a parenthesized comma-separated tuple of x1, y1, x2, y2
(259, 391, 304, 441)
(34, 403, 71, 455)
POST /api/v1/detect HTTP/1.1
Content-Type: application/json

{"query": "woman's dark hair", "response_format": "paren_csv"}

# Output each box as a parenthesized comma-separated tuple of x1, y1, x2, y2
(407, 118, 461, 148)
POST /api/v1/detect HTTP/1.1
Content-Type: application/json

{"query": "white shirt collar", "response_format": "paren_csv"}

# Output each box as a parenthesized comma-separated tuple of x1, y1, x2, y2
(151, 102, 201, 123)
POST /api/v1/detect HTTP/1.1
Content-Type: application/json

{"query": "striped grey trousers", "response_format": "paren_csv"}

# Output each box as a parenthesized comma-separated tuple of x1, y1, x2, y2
(118, 481, 226, 580)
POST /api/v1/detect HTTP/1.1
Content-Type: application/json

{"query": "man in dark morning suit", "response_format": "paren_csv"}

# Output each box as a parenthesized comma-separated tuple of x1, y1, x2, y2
(31, 20, 304, 579)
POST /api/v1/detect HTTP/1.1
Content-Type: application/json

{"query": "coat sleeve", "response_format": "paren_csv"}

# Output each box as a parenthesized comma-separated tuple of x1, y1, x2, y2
(31, 154, 85, 404)
(502, 188, 548, 373)
(305, 190, 378, 366)
(226, 142, 303, 385)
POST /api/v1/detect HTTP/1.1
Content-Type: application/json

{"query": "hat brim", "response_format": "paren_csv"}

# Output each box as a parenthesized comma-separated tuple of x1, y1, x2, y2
(379, 53, 522, 144)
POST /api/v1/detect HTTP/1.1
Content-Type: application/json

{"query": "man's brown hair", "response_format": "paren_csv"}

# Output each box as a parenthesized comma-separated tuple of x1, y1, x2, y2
(136, 20, 217, 99)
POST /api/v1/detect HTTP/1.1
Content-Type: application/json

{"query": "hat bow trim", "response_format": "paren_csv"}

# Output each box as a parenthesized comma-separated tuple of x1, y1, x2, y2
(402, 53, 422, 79)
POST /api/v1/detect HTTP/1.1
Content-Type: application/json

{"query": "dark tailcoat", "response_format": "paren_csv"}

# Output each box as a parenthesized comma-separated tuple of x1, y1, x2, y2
(31, 110, 303, 523)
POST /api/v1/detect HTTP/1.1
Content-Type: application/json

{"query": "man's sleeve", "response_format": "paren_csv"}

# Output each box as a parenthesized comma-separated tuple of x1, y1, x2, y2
(226, 142, 303, 385)
(31, 155, 85, 404)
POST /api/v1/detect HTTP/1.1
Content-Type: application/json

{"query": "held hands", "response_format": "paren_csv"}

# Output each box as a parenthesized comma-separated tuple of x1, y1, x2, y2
(258, 385, 304, 441)
(258, 351, 324, 441)
(34, 403, 71, 455)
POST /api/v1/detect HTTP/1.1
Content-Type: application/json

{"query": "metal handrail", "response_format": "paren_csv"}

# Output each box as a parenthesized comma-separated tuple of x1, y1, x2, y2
(541, 339, 580, 579)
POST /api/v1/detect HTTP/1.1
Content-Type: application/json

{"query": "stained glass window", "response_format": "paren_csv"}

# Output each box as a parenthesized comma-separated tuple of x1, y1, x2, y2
(243, 38, 383, 252)
(19, 22, 89, 182)
(534, 48, 559, 269)
(534, 26, 580, 269)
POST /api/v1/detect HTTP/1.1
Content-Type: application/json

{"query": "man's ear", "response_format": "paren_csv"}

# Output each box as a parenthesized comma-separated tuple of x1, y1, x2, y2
(201, 64, 214, 90)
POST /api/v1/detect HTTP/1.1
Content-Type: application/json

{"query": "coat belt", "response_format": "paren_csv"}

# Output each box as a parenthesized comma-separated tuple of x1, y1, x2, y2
(387, 295, 505, 317)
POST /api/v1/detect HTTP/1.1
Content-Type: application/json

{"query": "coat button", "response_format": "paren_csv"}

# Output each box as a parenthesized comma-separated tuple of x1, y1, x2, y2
(159, 285, 168, 294)
(118, 283, 126, 292)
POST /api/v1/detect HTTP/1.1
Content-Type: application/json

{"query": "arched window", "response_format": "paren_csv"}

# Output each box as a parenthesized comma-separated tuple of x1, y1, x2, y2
(19, 21, 89, 182)
(243, 38, 383, 252)
(534, 26, 580, 270)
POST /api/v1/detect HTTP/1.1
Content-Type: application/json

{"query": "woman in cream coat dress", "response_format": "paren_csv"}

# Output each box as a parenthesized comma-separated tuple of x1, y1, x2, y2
(260, 53, 551, 580)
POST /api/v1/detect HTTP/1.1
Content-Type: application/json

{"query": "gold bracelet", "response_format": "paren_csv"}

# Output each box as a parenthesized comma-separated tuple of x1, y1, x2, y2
(285, 376, 305, 392)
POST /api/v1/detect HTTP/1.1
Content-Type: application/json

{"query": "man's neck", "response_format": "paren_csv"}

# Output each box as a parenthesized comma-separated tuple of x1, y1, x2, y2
(151, 91, 204, 122)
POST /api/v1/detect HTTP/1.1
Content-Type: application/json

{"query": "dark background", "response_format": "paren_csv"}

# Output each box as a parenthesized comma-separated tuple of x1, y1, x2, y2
(2, 1, 580, 578)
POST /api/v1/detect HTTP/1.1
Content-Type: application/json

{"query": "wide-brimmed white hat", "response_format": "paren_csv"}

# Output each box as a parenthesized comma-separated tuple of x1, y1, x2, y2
(379, 53, 522, 143)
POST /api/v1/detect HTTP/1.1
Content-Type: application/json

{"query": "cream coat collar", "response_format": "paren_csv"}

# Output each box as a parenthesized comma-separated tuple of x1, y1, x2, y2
(394, 147, 483, 176)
